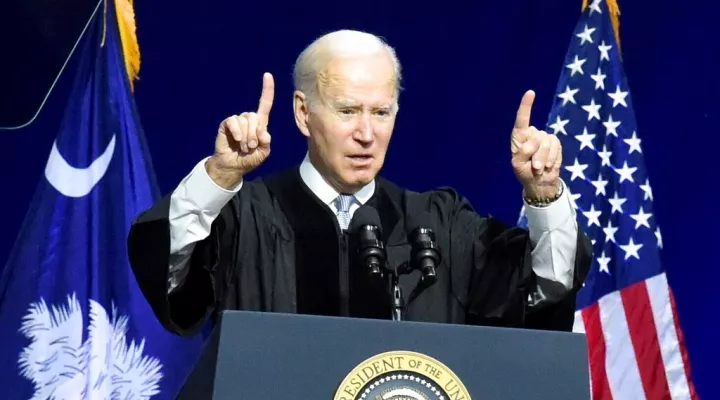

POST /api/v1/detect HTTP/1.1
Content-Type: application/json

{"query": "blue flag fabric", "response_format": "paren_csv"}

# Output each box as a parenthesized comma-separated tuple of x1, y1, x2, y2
(0, 2, 204, 399)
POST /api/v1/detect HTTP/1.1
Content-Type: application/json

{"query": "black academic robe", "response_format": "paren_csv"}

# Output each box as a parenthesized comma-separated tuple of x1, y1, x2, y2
(127, 166, 592, 337)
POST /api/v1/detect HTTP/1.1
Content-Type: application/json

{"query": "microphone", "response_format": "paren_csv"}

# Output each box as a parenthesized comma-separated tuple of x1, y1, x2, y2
(407, 212, 441, 287)
(348, 205, 387, 281)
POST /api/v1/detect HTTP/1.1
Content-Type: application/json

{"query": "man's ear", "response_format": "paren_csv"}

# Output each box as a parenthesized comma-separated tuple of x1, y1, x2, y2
(293, 90, 311, 138)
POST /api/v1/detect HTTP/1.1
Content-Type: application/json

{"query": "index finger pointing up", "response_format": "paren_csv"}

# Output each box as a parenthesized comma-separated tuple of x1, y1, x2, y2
(514, 90, 536, 130)
(257, 72, 275, 125)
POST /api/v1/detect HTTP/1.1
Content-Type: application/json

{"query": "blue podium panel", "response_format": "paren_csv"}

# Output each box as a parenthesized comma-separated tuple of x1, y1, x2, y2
(179, 311, 589, 399)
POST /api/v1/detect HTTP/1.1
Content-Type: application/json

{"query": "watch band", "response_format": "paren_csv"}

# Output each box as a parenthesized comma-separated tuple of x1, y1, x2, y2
(523, 181, 564, 208)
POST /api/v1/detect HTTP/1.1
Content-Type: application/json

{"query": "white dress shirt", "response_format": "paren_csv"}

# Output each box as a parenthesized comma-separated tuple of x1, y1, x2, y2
(167, 153, 579, 307)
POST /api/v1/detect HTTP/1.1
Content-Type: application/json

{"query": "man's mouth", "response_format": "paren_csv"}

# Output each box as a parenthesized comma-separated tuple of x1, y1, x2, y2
(347, 155, 373, 164)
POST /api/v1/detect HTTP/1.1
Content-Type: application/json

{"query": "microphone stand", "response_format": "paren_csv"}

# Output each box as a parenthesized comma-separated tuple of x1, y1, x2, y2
(387, 261, 416, 321)
(389, 269, 404, 321)
(377, 239, 441, 322)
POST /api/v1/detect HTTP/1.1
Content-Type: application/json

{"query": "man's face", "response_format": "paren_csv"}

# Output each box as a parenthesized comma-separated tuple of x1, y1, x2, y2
(295, 52, 398, 193)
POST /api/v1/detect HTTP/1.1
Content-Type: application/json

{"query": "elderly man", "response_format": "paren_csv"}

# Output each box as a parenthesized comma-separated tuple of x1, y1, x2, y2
(127, 29, 591, 337)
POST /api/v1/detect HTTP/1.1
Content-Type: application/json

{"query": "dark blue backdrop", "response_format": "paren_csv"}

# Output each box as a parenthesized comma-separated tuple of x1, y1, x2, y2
(1, 0, 717, 397)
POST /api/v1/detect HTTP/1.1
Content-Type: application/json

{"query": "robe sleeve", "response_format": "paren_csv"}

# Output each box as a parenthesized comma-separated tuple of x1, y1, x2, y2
(432, 188, 591, 331)
(127, 193, 241, 336)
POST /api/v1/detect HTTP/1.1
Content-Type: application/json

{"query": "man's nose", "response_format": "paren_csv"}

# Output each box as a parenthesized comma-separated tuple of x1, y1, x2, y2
(353, 114, 373, 144)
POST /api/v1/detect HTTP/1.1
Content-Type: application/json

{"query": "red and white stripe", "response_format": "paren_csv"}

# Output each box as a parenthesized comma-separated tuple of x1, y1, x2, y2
(572, 273, 698, 399)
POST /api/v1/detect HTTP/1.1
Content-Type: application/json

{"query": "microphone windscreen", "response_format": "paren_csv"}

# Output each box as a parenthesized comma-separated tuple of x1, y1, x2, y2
(349, 204, 382, 233)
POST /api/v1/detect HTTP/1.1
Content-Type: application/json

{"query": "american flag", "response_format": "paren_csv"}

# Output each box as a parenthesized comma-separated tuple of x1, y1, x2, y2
(518, 0, 698, 398)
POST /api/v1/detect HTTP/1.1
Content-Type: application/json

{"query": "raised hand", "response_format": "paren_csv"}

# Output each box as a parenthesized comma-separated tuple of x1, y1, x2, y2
(510, 90, 563, 199)
(207, 73, 275, 189)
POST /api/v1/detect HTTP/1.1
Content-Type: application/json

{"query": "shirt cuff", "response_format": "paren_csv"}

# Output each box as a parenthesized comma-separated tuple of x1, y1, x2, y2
(523, 179, 575, 233)
(174, 156, 243, 213)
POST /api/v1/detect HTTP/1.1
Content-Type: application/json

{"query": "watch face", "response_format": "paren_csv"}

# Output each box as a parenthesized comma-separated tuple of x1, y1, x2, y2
(0, 0, 98, 129)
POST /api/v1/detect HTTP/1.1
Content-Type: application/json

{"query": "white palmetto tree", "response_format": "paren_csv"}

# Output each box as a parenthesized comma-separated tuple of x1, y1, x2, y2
(17, 293, 163, 399)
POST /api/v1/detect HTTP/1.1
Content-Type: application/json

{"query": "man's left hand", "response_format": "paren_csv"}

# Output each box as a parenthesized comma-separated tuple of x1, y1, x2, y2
(510, 90, 562, 199)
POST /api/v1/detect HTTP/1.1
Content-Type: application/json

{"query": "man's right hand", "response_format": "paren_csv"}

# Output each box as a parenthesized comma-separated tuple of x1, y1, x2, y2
(206, 72, 275, 189)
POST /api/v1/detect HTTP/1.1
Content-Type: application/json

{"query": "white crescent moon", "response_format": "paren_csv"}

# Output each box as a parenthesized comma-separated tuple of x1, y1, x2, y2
(44, 134, 116, 198)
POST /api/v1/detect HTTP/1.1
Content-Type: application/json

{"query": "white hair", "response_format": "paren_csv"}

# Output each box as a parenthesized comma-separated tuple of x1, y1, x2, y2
(292, 29, 403, 108)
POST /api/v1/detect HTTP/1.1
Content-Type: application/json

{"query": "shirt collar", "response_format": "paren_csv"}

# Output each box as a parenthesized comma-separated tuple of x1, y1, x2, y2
(298, 152, 376, 206)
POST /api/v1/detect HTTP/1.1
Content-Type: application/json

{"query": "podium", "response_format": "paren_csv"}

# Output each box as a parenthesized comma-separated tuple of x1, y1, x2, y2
(178, 311, 590, 399)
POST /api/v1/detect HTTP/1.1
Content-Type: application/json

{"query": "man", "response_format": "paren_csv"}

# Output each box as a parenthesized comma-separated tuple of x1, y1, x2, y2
(127, 30, 591, 337)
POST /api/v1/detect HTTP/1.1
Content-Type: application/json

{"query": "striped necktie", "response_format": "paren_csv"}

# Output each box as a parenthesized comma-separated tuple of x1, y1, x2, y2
(335, 194, 354, 230)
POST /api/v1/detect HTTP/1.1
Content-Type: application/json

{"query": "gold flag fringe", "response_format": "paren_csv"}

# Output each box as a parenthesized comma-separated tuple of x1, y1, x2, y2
(101, 0, 141, 91)
(115, 0, 141, 91)
(582, 0, 621, 54)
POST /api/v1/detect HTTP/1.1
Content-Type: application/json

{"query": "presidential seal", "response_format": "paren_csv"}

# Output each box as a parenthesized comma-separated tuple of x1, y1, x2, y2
(333, 350, 471, 400)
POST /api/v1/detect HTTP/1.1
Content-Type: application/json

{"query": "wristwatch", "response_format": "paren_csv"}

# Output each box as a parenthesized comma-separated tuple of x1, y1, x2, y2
(523, 181, 564, 208)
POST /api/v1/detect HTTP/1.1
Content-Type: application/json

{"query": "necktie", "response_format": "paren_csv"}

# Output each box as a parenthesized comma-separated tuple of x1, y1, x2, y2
(335, 194, 354, 230)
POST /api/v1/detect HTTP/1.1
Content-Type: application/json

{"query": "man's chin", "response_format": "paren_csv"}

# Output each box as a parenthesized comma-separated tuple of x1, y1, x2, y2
(344, 170, 377, 189)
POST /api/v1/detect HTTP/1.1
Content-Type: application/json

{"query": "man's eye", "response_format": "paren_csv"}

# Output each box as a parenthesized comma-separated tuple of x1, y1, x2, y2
(340, 109, 355, 115)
